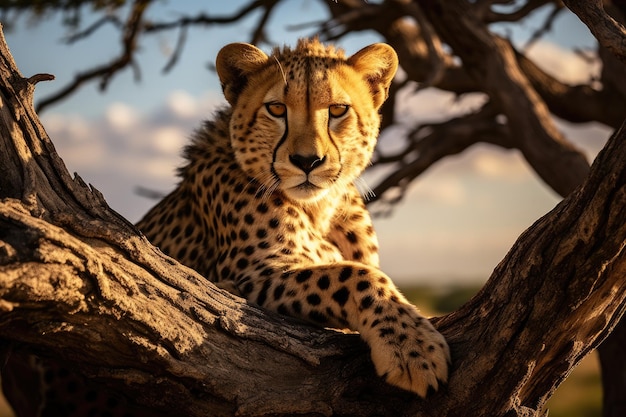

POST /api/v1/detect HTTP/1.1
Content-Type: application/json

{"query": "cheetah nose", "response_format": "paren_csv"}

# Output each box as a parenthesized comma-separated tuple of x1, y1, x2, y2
(289, 154, 326, 174)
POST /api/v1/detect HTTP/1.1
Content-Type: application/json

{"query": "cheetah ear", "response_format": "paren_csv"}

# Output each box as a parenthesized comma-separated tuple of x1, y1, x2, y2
(347, 43, 398, 109)
(216, 43, 270, 105)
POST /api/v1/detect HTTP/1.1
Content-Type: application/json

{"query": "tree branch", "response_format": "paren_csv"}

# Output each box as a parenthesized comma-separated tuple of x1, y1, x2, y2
(522, 2, 565, 49)
(410, 0, 591, 197)
(481, 0, 553, 24)
(142, 0, 278, 32)
(35, 0, 150, 113)
(161, 25, 187, 74)
(321, 0, 624, 128)
(563, 0, 626, 64)
(514, 48, 624, 127)
(63, 14, 123, 44)
(400, 1, 447, 90)
(369, 103, 510, 212)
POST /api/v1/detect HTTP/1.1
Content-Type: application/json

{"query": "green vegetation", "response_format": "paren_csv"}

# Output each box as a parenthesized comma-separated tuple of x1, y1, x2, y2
(400, 284, 482, 316)
(546, 354, 602, 417)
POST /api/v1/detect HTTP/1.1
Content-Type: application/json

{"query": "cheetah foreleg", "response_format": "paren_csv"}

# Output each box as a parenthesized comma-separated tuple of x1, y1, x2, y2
(248, 263, 451, 397)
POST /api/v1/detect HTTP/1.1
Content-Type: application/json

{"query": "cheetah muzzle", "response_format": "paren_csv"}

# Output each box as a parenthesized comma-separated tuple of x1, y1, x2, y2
(137, 38, 451, 397)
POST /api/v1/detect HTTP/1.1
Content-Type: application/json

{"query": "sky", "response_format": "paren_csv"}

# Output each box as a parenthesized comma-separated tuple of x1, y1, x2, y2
(2, 1, 612, 286)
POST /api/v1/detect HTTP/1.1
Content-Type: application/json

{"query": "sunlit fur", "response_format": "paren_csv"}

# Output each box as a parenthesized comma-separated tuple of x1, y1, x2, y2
(220, 38, 388, 205)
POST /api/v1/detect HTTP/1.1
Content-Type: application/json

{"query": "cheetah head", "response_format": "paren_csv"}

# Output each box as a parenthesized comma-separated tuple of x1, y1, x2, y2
(216, 38, 398, 203)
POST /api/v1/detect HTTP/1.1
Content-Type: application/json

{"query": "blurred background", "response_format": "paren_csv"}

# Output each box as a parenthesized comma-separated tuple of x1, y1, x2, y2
(1, 1, 619, 416)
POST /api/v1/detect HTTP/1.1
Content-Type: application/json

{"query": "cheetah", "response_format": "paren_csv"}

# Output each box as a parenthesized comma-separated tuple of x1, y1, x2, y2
(137, 38, 450, 397)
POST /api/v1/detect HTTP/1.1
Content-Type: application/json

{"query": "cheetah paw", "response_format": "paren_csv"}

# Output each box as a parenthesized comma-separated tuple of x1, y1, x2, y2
(368, 318, 450, 397)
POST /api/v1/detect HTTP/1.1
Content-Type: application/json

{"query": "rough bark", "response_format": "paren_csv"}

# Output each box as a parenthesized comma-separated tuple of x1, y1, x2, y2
(564, 0, 626, 64)
(1, 25, 626, 417)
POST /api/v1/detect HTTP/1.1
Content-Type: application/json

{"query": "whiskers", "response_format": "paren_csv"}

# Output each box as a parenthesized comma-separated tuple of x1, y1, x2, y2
(355, 177, 376, 201)
(252, 171, 281, 202)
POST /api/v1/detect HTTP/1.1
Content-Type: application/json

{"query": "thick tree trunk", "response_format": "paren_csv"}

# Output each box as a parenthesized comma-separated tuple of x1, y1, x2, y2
(0, 25, 625, 417)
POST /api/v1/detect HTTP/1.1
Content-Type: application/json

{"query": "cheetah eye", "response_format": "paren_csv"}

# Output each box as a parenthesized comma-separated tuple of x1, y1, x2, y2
(329, 104, 349, 118)
(265, 102, 287, 118)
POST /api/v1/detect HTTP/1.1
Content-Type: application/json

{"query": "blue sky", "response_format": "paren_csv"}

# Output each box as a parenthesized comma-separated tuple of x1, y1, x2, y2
(2, 1, 612, 285)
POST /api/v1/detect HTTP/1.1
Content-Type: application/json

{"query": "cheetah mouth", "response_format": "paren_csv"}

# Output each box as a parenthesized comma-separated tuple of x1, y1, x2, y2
(296, 181, 319, 191)
(291, 180, 324, 195)
(282, 180, 329, 201)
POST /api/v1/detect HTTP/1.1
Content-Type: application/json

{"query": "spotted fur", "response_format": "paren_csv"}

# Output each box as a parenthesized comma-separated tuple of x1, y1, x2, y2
(137, 38, 450, 396)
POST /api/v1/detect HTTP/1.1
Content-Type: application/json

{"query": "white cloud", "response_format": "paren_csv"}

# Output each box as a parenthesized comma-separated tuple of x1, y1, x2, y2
(105, 102, 140, 132)
(153, 126, 188, 155)
(394, 87, 488, 125)
(140, 157, 182, 182)
(41, 91, 217, 222)
(470, 149, 528, 181)
(408, 178, 467, 206)
(525, 41, 599, 85)
(557, 119, 611, 162)
(43, 113, 91, 142)
(166, 90, 198, 119)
